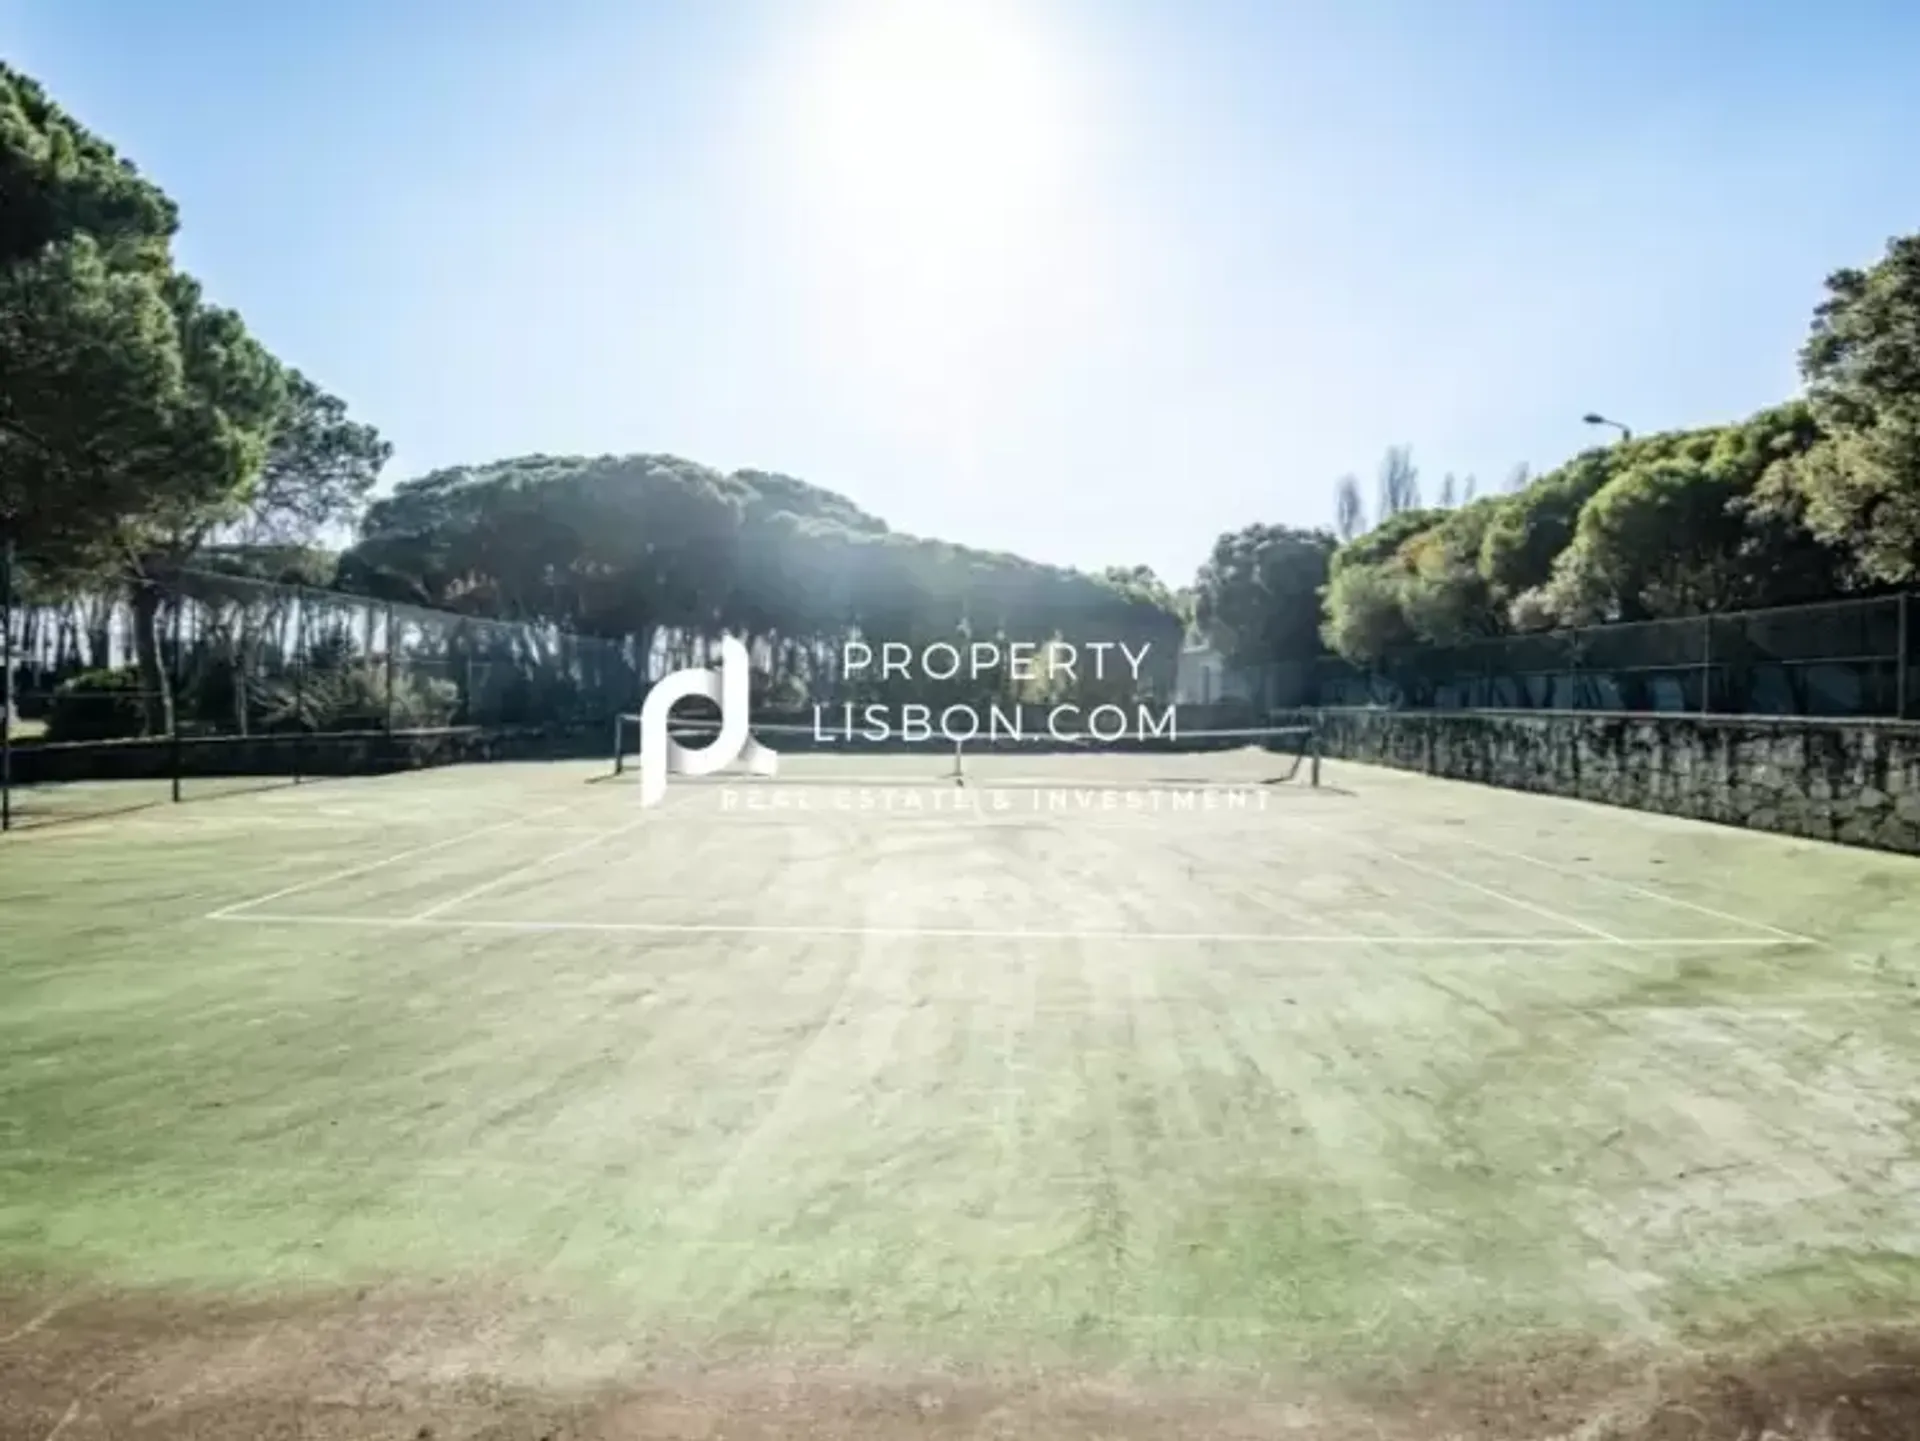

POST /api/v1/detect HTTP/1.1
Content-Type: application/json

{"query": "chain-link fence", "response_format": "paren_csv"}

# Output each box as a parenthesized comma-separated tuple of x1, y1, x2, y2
(1, 553, 645, 829)
(1316, 591, 1918, 718)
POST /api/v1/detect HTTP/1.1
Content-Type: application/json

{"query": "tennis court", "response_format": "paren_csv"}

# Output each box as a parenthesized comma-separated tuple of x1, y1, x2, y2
(4, 736, 1920, 1438)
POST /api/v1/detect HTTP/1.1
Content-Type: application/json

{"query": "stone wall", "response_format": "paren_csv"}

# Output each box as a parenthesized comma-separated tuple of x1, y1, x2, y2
(7, 723, 611, 787)
(1315, 708, 1920, 855)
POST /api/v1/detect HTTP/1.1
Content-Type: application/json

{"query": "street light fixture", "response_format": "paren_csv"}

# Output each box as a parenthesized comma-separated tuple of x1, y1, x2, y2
(1582, 412, 1632, 443)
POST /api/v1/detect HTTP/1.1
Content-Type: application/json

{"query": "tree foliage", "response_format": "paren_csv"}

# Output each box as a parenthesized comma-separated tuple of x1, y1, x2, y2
(1333, 474, 1365, 540)
(1320, 506, 1448, 661)
(1543, 402, 1832, 624)
(1192, 524, 1335, 672)
(0, 235, 186, 564)
(1329, 506, 1446, 575)
(240, 371, 393, 544)
(341, 454, 1187, 705)
(1, 62, 392, 737)
(1281, 230, 1920, 674)
(17, 53, 1920, 723)
(1, 64, 205, 566)
(1398, 497, 1504, 646)
(1375, 445, 1421, 519)
(1320, 563, 1411, 664)
(1478, 449, 1617, 607)
(1771, 235, 1920, 584)
(1313, 403, 1841, 664)
(1, 63, 380, 576)
(0, 64, 175, 269)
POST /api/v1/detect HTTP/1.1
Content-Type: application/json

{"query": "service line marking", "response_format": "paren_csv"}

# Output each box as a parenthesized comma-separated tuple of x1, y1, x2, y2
(204, 800, 583, 919)
(202, 911, 1811, 948)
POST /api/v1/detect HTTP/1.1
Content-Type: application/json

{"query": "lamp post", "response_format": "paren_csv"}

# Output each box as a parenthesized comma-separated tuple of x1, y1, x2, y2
(1582, 412, 1632, 444)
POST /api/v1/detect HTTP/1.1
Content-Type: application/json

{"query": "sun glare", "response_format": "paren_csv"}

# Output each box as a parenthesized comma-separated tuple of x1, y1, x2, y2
(791, 0, 1076, 259)
(754, 0, 1101, 432)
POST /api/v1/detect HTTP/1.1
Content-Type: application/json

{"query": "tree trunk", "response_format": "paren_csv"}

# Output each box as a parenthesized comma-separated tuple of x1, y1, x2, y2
(232, 613, 253, 737)
(21, 607, 41, 681)
(84, 598, 111, 670)
(57, 611, 78, 672)
(633, 624, 655, 691)
(130, 576, 173, 737)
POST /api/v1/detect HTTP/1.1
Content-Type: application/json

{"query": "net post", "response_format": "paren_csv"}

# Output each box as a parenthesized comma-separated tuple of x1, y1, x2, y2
(613, 713, 627, 776)
(1310, 722, 1322, 787)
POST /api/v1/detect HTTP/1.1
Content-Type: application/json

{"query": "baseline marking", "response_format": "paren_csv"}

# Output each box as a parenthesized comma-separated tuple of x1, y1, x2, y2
(203, 912, 1804, 947)
(204, 800, 581, 920)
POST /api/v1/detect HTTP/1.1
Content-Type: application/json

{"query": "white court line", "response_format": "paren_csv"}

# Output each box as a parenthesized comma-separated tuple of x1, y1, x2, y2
(640, 777, 1313, 796)
(628, 812, 1284, 830)
(1610, 989, 1891, 1007)
(203, 800, 582, 920)
(1438, 830, 1820, 945)
(684, 774, 959, 788)
(202, 912, 1804, 947)
(409, 815, 649, 920)
(426, 824, 634, 838)
(1283, 813, 1626, 942)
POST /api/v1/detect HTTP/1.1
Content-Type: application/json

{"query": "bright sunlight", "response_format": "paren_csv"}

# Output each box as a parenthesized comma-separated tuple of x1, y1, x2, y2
(782, 0, 1080, 268)
(761, 0, 1098, 434)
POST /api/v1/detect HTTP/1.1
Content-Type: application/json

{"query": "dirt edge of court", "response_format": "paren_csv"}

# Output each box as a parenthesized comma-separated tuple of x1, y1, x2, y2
(3, 1280, 1917, 1440)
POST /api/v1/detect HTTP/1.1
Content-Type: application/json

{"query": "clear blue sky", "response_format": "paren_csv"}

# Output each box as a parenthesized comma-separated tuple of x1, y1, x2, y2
(6, 0, 1917, 585)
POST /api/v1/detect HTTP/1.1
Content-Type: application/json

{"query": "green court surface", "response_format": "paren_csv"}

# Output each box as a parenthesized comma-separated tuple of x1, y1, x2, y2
(3, 756, 1919, 1429)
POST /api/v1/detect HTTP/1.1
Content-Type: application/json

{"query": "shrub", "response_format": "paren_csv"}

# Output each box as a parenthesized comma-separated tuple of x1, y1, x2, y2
(392, 674, 461, 729)
(45, 668, 150, 743)
(1320, 565, 1414, 665)
(258, 665, 460, 732)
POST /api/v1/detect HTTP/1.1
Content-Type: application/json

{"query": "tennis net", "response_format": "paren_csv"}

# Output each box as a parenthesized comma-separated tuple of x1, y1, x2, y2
(612, 715, 1321, 790)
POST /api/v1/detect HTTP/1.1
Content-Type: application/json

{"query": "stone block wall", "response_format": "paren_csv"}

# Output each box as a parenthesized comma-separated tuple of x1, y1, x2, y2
(7, 723, 611, 787)
(1315, 709, 1920, 855)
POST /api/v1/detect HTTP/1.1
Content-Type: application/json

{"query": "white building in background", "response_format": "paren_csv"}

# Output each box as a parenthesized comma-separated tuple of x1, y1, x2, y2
(1174, 634, 1313, 711)
(1174, 635, 1258, 707)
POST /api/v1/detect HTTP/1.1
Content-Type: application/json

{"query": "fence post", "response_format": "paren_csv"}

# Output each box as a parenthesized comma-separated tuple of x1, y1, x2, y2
(169, 585, 183, 804)
(1701, 614, 1712, 715)
(1, 533, 13, 833)
(1900, 591, 1911, 721)
(384, 603, 396, 734)
(291, 586, 305, 785)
